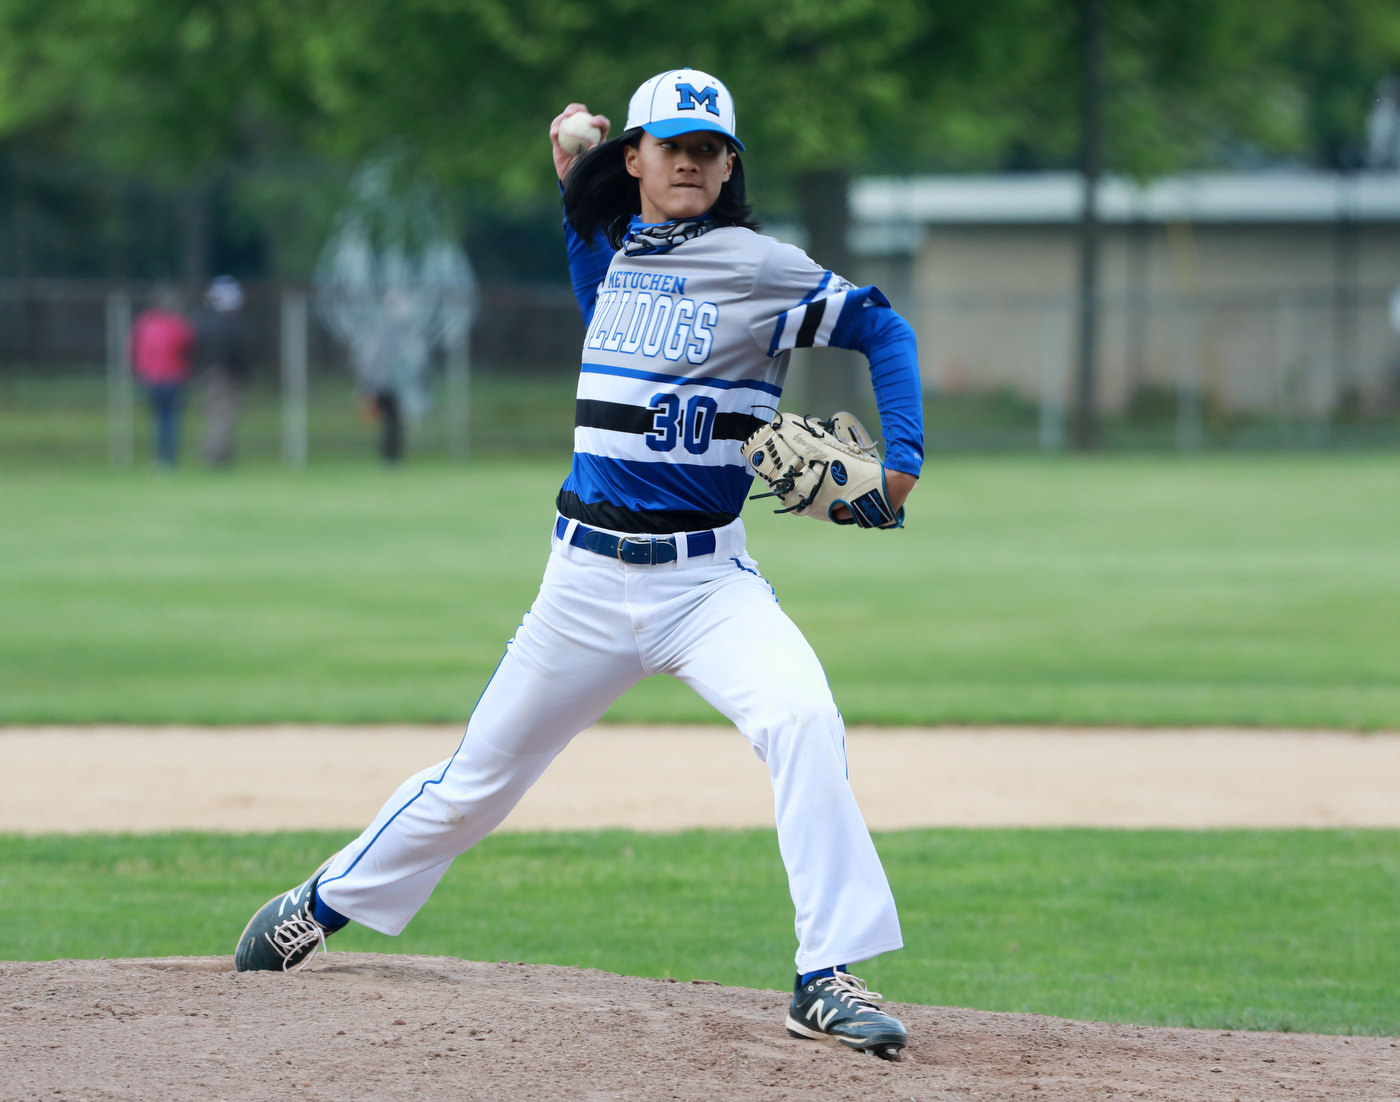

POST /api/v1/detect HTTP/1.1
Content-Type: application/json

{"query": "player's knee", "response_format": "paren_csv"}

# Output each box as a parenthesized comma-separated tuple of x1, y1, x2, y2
(749, 697, 844, 762)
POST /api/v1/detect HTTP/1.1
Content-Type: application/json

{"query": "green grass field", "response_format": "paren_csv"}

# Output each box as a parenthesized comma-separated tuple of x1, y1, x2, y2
(2, 453, 1397, 727)
(1, 828, 1395, 1035)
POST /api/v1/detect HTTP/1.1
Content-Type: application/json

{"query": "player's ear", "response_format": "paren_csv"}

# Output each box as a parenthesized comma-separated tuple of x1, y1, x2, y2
(722, 151, 735, 183)
(624, 143, 642, 179)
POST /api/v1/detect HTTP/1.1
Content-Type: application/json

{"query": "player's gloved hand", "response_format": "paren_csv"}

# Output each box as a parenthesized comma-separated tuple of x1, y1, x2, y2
(550, 104, 611, 182)
(831, 468, 916, 523)
(741, 411, 909, 529)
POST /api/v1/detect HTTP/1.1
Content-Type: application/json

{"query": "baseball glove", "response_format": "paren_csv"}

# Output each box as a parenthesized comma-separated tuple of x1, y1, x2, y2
(740, 411, 904, 529)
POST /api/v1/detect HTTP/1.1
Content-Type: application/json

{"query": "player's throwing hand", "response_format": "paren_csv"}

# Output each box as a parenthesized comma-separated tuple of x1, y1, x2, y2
(550, 104, 610, 182)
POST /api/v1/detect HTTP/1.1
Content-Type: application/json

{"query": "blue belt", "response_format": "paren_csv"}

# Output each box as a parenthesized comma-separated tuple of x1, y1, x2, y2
(554, 516, 717, 565)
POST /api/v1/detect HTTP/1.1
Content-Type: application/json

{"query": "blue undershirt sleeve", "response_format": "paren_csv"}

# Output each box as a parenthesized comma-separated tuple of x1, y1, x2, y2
(828, 301, 925, 477)
(564, 216, 615, 326)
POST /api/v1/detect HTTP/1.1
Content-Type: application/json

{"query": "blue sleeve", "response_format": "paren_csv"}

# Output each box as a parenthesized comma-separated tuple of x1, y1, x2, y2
(564, 214, 615, 326)
(828, 295, 924, 477)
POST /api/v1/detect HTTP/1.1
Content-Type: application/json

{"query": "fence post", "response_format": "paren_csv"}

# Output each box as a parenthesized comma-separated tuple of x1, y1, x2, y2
(445, 330, 470, 461)
(1296, 291, 1332, 449)
(105, 292, 134, 467)
(1039, 305, 1068, 452)
(1273, 292, 1299, 446)
(281, 289, 308, 468)
(1175, 302, 1203, 452)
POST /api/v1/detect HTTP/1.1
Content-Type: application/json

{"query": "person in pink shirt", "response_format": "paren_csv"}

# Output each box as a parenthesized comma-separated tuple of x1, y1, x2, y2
(129, 285, 196, 467)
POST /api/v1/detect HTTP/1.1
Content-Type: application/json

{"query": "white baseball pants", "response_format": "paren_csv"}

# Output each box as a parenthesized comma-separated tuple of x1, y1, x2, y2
(315, 516, 902, 972)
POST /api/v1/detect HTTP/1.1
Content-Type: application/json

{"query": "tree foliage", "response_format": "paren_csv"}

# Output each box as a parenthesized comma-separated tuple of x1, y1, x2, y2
(0, 0, 1396, 276)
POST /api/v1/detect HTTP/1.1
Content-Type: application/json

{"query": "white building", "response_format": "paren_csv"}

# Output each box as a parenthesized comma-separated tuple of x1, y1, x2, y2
(851, 170, 1400, 418)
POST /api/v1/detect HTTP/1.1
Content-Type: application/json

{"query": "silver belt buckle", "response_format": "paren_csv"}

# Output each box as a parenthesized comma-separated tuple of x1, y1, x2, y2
(617, 536, 651, 564)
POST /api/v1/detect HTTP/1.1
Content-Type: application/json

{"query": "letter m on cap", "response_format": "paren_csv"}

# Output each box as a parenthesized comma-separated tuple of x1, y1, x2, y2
(676, 82, 721, 117)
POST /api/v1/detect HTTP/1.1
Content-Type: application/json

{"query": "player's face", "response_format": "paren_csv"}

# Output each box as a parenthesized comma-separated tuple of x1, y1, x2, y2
(625, 131, 735, 224)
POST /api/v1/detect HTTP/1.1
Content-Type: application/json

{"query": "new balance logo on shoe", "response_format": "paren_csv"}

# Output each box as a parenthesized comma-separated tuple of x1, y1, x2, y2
(805, 1000, 840, 1031)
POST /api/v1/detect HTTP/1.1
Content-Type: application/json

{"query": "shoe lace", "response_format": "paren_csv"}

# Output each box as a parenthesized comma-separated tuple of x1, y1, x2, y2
(265, 911, 327, 972)
(821, 972, 887, 1016)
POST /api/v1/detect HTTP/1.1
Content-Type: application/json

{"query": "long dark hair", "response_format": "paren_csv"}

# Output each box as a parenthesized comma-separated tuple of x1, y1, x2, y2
(562, 129, 758, 249)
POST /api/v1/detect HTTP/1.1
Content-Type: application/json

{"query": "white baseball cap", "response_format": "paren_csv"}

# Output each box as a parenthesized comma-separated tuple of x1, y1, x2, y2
(624, 68, 744, 151)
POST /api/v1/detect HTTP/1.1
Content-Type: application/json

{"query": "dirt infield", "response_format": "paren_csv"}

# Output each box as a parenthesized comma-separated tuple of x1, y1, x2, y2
(4, 725, 1399, 1100)
(3, 954, 1396, 1102)
(4, 724, 1400, 832)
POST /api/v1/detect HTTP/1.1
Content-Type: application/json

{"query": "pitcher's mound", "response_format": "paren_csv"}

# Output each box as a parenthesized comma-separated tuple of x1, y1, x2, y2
(2, 954, 1394, 1100)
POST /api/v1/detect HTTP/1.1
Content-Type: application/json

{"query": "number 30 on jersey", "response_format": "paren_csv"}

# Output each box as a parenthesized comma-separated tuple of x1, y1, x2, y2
(646, 392, 718, 454)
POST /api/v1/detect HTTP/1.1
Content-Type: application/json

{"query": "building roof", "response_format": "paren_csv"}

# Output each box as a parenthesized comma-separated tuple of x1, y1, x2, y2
(851, 170, 1400, 228)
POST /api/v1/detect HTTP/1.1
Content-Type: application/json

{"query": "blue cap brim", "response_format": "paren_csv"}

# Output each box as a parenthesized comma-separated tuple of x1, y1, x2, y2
(642, 118, 745, 152)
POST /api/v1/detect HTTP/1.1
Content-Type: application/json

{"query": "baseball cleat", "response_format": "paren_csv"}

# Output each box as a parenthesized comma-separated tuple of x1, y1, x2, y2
(234, 864, 339, 972)
(785, 971, 908, 1060)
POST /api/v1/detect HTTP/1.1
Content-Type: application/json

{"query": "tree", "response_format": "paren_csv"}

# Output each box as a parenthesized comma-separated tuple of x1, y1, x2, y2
(1, 0, 1396, 283)
(0, 0, 327, 278)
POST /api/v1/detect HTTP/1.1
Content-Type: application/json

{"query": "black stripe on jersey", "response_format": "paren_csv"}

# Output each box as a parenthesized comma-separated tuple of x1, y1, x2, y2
(577, 399, 767, 442)
(715, 411, 769, 440)
(794, 297, 827, 348)
(556, 490, 736, 535)
(577, 399, 651, 435)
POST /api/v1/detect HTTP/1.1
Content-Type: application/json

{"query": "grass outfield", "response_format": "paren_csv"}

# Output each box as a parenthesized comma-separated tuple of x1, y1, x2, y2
(3, 454, 1398, 727)
(0, 828, 1395, 1035)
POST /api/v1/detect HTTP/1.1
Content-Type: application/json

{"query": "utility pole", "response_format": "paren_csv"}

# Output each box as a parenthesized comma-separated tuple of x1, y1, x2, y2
(1073, 0, 1104, 451)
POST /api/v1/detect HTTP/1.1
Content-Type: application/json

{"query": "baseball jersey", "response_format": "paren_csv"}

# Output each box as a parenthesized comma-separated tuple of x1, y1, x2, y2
(559, 221, 923, 534)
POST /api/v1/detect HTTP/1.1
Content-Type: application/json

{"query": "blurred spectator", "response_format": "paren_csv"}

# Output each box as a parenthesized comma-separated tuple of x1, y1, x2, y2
(357, 290, 427, 463)
(357, 386, 403, 463)
(196, 276, 250, 467)
(129, 285, 196, 468)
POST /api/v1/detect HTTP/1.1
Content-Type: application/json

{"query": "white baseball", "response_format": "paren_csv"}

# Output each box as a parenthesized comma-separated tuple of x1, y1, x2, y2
(558, 113, 602, 155)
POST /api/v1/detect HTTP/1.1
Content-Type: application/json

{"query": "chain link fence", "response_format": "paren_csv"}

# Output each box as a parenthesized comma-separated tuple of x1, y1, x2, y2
(914, 283, 1400, 451)
(0, 279, 585, 467)
(2, 278, 1398, 466)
